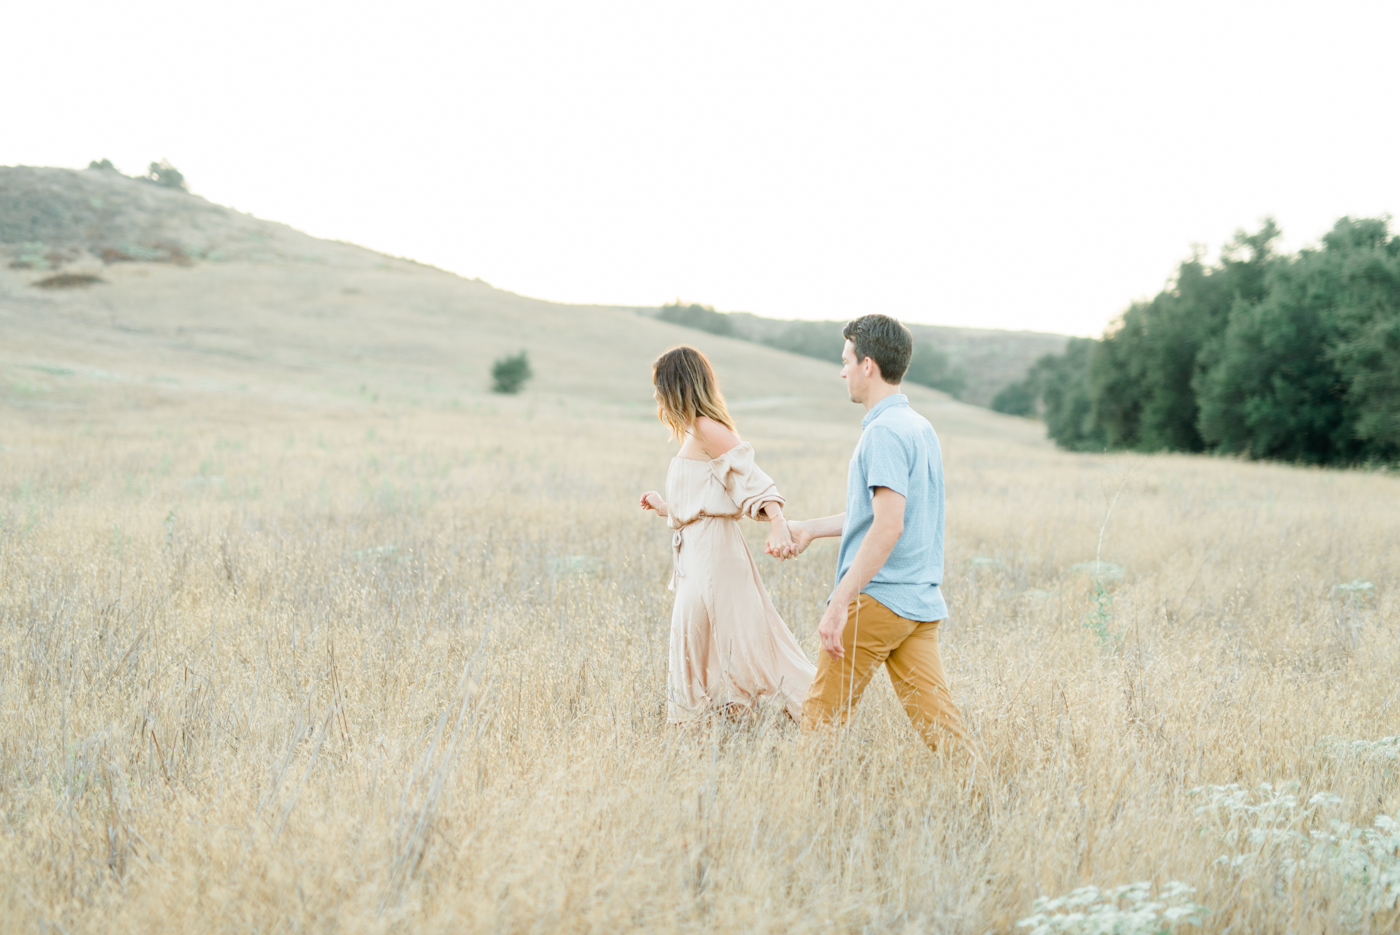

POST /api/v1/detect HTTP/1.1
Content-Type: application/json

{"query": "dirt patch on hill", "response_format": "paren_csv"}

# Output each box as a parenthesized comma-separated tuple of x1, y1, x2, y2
(31, 272, 104, 289)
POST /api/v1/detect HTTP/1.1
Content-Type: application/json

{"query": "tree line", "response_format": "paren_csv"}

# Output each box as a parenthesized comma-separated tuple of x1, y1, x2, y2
(655, 301, 967, 398)
(993, 217, 1400, 466)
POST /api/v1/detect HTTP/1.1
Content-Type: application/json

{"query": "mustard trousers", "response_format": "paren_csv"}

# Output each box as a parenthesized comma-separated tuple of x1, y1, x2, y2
(801, 594, 966, 752)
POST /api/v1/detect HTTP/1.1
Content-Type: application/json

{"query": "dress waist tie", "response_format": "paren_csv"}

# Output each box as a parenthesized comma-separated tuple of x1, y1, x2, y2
(668, 514, 733, 591)
(669, 527, 685, 591)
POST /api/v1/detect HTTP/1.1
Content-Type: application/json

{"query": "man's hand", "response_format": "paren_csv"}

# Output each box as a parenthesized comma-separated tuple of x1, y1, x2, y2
(818, 596, 851, 658)
(786, 520, 815, 558)
(814, 490, 903, 657)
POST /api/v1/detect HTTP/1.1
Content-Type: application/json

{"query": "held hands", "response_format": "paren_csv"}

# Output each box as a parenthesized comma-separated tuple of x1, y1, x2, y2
(765, 518, 815, 560)
(639, 491, 668, 517)
(764, 519, 794, 559)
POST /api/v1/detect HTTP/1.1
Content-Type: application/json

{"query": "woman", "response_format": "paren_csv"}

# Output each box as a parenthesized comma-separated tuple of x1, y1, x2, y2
(638, 346, 816, 723)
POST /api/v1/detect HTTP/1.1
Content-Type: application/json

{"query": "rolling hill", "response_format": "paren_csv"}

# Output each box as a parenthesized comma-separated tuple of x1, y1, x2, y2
(0, 165, 1045, 446)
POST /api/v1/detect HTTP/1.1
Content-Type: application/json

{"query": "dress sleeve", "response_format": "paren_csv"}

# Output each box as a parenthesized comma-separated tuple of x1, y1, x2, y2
(710, 442, 784, 519)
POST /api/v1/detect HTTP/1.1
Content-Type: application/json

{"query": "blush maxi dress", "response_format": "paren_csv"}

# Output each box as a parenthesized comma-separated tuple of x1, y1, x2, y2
(663, 442, 816, 722)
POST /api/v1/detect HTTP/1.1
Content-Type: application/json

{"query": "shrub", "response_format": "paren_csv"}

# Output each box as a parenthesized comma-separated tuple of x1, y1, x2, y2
(87, 158, 116, 171)
(992, 380, 1037, 416)
(145, 160, 188, 191)
(491, 351, 532, 394)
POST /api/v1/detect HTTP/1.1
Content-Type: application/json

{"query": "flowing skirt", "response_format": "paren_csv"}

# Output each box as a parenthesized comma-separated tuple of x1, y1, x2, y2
(667, 515, 815, 722)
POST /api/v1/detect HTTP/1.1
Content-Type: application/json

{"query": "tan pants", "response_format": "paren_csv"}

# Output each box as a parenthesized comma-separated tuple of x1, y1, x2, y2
(801, 594, 966, 752)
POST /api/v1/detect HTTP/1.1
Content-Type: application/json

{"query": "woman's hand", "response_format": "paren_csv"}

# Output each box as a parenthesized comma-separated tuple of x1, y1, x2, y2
(768, 518, 814, 559)
(639, 491, 668, 516)
(764, 519, 794, 559)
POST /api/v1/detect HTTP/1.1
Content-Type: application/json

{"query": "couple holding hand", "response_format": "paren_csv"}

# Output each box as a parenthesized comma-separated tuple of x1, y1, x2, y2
(639, 314, 966, 753)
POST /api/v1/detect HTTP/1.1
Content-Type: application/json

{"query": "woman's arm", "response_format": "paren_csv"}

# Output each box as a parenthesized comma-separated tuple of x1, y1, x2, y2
(639, 491, 669, 517)
(761, 501, 792, 556)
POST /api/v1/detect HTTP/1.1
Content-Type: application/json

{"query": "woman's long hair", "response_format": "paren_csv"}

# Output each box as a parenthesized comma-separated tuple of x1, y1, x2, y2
(652, 345, 736, 441)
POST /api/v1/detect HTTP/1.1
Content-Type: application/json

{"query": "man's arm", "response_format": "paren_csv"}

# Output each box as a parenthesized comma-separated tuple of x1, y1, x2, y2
(791, 513, 844, 541)
(766, 512, 844, 559)
(816, 487, 904, 658)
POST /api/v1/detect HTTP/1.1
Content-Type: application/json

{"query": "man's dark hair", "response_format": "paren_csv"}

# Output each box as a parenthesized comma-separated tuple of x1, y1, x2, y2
(842, 314, 913, 384)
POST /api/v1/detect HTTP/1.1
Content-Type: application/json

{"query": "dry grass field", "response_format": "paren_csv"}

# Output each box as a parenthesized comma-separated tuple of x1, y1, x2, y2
(2, 183, 1398, 932)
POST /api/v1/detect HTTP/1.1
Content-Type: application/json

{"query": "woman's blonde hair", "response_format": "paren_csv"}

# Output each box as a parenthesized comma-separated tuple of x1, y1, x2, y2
(652, 345, 736, 440)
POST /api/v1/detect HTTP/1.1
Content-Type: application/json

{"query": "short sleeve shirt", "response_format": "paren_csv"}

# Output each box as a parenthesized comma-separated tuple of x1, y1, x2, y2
(832, 394, 948, 622)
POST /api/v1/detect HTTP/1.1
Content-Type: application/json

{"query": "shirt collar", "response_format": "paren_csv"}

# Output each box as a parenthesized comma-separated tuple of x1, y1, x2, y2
(862, 393, 909, 427)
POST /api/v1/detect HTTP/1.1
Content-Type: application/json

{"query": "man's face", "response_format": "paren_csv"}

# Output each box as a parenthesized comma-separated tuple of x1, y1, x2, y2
(840, 339, 869, 404)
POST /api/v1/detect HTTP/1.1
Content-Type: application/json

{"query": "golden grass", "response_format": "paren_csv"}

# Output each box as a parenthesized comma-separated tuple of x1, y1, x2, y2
(1, 395, 1398, 934)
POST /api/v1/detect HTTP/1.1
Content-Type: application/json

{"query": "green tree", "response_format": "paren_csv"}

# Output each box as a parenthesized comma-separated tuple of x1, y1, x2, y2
(491, 350, 532, 394)
(990, 379, 1036, 416)
(1087, 306, 1146, 447)
(1198, 217, 1400, 464)
(1033, 339, 1103, 450)
(1195, 280, 1351, 463)
(1323, 218, 1400, 460)
(1092, 222, 1278, 452)
(1024, 215, 1399, 465)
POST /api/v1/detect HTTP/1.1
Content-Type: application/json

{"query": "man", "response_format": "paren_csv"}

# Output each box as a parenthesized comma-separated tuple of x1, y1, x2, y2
(772, 314, 966, 752)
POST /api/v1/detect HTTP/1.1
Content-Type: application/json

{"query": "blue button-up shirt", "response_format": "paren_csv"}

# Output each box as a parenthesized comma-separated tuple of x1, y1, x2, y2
(831, 393, 948, 622)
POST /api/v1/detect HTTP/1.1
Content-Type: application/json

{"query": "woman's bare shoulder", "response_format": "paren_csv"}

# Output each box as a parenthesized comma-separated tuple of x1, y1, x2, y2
(693, 416, 741, 458)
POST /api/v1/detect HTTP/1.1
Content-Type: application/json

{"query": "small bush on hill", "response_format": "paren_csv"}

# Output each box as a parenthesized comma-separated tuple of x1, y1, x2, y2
(491, 351, 532, 394)
(87, 158, 116, 171)
(145, 160, 187, 191)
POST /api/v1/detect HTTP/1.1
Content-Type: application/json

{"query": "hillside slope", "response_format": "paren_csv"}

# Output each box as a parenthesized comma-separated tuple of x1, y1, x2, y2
(0, 165, 329, 266)
(0, 166, 1045, 446)
(715, 312, 1068, 408)
(636, 304, 1069, 407)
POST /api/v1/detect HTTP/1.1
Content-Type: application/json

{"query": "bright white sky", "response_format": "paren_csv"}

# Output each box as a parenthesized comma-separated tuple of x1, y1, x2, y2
(4, 1, 1397, 336)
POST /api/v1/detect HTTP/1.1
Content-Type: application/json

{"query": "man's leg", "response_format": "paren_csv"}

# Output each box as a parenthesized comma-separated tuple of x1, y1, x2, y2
(884, 619, 967, 752)
(801, 595, 911, 732)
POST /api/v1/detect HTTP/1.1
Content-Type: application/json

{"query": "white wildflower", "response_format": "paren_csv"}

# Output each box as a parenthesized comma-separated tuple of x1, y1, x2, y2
(1194, 779, 1400, 921)
(1016, 881, 1205, 935)
(1333, 579, 1374, 593)
(1327, 736, 1400, 763)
